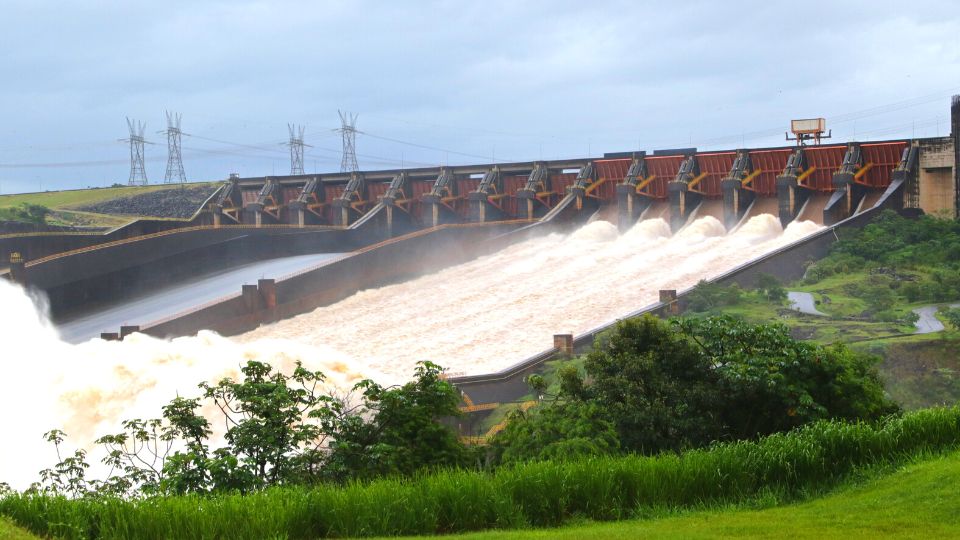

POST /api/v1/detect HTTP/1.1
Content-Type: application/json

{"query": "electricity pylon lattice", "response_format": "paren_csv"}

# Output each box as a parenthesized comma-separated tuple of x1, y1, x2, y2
(122, 117, 148, 185)
(160, 111, 186, 183)
(337, 111, 359, 173)
(285, 124, 309, 175)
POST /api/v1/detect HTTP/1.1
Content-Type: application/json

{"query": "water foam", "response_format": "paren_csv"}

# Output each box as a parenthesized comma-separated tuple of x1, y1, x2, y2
(0, 279, 374, 490)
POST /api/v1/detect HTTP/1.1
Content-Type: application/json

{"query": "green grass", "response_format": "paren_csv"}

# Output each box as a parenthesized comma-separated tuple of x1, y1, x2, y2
(0, 182, 217, 227)
(0, 185, 170, 210)
(0, 516, 39, 539)
(4, 407, 960, 539)
(398, 450, 960, 539)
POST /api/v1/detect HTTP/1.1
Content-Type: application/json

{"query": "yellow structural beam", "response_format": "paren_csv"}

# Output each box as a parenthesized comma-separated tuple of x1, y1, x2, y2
(741, 169, 762, 187)
(585, 176, 610, 195)
(686, 172, 709, 190)
(634, 174, 657, 192)
(797, 166, 817, 185)
(854, 162, 875, 181)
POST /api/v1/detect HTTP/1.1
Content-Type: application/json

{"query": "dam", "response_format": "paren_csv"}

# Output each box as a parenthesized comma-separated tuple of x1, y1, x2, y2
(1, 99, 959, 490)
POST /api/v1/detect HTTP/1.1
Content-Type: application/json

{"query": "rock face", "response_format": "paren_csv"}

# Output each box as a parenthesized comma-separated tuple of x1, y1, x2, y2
(79, 185, 217, 219)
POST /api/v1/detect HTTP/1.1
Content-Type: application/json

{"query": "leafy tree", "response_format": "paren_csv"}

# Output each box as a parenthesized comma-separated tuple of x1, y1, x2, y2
(198, 360, 335, 490)
(675, 316, 897, 439)
(499, 315, 899, 457)
(579, 315, 725, 453)
(755, 272, 787, 303)
(489, 401, 619, 466)
(687, 280, 742, 312)
(323, 361, 468, 481)
(34, 361, 469, 495)
(944, 308, 960, 331)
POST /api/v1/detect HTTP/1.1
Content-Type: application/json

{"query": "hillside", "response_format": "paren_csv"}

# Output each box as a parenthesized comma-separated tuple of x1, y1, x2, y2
(0, 182, 218, 229)
(400, 450, 960, 539)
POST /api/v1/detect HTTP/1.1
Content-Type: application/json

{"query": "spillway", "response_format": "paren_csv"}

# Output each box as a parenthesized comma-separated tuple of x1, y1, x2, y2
(56, 253, 345, 343)
(0, 213, 821, 490)
(238, 214, 822, 380)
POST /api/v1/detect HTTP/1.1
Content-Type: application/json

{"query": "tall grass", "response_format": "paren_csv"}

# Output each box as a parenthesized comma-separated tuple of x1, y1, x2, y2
(4, 406, 960, 539)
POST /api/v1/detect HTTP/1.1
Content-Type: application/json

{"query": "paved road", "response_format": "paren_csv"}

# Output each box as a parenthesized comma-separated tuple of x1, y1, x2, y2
(788, 291, 826, 316)
(56, 253, 344, 343)
(913, 303, 960, 334)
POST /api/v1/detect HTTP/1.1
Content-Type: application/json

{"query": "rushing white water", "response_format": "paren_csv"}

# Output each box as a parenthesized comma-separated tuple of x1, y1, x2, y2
(240, 214, 821, 379)
(0, 280, 377, 490)
(1, 213, 822, 490)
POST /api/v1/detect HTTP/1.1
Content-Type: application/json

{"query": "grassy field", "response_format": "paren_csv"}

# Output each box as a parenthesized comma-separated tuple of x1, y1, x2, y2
(398, 450, 960, 539)
(0, 516, 39, 539)
(0, 185, 170, 209)
(0, 182, 216, 227)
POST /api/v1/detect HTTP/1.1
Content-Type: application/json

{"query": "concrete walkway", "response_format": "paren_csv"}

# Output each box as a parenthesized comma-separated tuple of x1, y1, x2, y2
(788, 291, 827, 316)
(913, 303, 960, 334)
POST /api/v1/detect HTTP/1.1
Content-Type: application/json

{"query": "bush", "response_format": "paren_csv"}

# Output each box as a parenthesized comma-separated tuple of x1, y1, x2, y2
(944, 308, 960, 331)
(508, 316, 898, 457)
(686, 280, 742, 312)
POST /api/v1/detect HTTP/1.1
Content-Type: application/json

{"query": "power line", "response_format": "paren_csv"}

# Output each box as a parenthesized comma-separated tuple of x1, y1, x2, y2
(336, 111, 359, 173)
(361, 131, 507, 162)
(119, 117, 149, 185)
(284, 123, 309, 175)
(159, 111, 187, 183)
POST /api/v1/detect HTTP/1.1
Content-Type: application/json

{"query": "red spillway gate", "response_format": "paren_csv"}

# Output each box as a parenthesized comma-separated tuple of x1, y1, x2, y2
(641, 155, 685, 199)
(746, 149, 793, 197)
(858, 141, 908, 188)
(694, 152, 736, 198)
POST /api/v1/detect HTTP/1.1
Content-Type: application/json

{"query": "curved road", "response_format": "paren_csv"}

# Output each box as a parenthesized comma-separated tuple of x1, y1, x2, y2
(913, 303, 960, 334)
(56, 253, 344, 343)
(788, 291, 826, 316)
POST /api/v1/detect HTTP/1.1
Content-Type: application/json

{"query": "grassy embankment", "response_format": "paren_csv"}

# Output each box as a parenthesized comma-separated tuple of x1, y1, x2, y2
(0, 182, 214, 228)
(3, 407, 960, 539)
(396, 449, 960, 539)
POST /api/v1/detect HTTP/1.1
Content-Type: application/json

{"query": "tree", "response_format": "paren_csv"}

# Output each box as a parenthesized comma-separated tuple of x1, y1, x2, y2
(944, 308, 960, 331)
(323, 361, 468, 481)
(489, 401, 619, 466)
(580, 315, 725, 453)
(687, 280, 742, 312)
(674, 316, 897, 439)
(755, 273, 787, 303)
(497, 315, 899, 458)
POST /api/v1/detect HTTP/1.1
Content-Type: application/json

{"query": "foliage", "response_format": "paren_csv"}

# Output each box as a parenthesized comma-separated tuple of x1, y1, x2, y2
(4, 407, 960, 539)
(490, 401, 620, 466)
(675, 316, 898, 439)
(0, 203, 49, 225)
(510, 315, 898, 456)
(24, 361, 467, 498)
(323, 361, 468, 481)
(805, 211, 960, 300)
(686, 280, 742, 312)
(944, 308, 960, 332)
(755, 272, 787, 303)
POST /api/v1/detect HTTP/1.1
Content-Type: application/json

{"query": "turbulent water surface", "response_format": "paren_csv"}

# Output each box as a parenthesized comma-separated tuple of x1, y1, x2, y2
(1, 214, 822, 489)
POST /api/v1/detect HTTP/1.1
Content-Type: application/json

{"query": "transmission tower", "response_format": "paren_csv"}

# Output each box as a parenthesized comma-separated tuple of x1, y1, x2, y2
(159, 111, 186, 184)
(337, 110, 359, 173)
(285, 124, 309, 175)
(121, 117, 149, 185)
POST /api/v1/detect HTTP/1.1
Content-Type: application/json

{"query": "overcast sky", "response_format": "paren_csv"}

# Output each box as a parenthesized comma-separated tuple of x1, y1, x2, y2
(1, 0, 958, 193)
